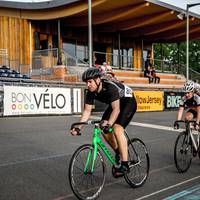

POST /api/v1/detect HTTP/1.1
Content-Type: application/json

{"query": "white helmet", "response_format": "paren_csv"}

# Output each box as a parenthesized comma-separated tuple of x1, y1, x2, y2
(183, 81, 195, 92)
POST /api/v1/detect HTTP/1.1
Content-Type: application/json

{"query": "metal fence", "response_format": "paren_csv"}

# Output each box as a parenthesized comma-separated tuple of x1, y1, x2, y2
(32, 48, 58, 75)
(93, 51, 177, 73)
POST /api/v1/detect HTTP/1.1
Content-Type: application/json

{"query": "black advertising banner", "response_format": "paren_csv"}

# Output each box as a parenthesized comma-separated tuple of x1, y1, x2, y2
(164, 91, 184, 110)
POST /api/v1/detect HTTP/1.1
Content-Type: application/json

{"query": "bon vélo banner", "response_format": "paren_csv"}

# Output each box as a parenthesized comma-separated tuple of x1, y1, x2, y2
(134, 91, 164, 112)
(3, 85, 71, 116)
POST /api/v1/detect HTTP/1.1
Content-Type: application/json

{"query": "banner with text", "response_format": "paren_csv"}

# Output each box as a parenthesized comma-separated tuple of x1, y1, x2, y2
(4, 85, 71, 116)
(164, 91, 183, 110)
(134, 91, 163, 112)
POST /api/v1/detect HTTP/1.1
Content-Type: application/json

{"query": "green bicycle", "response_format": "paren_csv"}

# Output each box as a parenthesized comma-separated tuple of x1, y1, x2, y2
(69, 120, 150, 200)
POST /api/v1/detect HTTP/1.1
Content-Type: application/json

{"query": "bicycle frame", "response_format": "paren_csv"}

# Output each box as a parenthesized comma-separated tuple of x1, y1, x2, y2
(86, 125, 116, 173)
(176, 120, 200, 152)
(186, 123, 200, 151)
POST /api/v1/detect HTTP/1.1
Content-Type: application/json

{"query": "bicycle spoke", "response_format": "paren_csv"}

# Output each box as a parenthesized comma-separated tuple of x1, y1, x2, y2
(69, 144, 105, 200)
(174, 132, 192, 173)
(124, 138, 149, 188)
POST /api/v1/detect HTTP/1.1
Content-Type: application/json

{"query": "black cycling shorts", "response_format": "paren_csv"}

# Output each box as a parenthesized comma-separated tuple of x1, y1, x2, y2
(101, 96, 137, 128)
(187, 109, 197, 118)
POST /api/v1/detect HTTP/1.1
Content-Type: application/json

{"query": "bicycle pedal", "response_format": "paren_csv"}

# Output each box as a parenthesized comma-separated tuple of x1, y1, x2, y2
(112, 165, 129, 178)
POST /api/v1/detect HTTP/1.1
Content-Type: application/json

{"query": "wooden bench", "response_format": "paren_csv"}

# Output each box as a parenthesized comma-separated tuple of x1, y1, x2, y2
(113, 70, 186, 90)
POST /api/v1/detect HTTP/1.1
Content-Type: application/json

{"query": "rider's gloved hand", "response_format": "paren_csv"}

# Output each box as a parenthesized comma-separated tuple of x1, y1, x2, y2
(102, 124, 113, 134)
(174, 121, 179, 129)
(70, 127, 81, 136)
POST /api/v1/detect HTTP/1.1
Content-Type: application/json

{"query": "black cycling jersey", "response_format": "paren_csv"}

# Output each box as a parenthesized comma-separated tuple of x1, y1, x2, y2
(85, 79, 133, 105)
(85, 79, 137, 128)
(179, 94, 200, 108)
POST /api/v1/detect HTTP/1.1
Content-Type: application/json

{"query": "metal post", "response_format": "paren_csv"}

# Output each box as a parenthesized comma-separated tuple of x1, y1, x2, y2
(57, 19, 62, 65)
(186, 3, 200, 80)
(118, 32, 121, 69)
(177, 42, 180, 74)
(88, 0, 92, 67)
(141, 39, 144, 70)
(186, 5, 189, 80)
(58, 19, 60, 49)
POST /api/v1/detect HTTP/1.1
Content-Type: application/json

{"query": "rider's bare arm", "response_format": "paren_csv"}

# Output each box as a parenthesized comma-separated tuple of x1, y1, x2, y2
(177, 106, 184, 121)
(108, 99, 120, 126)
(70, 104, 92, 135)
(80, 104, 93, 125)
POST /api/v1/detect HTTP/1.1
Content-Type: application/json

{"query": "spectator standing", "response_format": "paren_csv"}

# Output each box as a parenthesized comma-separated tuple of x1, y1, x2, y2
(100, 62, 107, 73)
(106, 61, 113, 72)
(101, 62, 113, 73)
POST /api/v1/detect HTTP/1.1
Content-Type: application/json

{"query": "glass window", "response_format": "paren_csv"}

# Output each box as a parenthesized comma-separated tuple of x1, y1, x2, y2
(128, 48, 133, 68)
(113, 49, 118, 67)
(63, 42, 76, 57)
(77, 45, 88, 61)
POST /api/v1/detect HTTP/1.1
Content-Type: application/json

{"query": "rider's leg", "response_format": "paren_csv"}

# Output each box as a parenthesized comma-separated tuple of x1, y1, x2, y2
(101, 120, 121, 164)
(112, 124, 129, 177)
(113, 124, 128, 161)
(185, 111, 194, 121)
(185, 110, 196, 128)
(102, 131, 118, 150)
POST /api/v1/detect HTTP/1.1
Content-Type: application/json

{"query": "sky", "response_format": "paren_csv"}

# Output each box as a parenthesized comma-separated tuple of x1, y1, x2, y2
(1, 0, 53, 2)
(148, 0, 200, 18)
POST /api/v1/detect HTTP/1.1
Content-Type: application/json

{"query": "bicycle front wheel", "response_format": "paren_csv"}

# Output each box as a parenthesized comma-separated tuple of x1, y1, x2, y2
(125, 138, 150, 188)
(174, 131, 192, 173)
(68, 144, 105, 200)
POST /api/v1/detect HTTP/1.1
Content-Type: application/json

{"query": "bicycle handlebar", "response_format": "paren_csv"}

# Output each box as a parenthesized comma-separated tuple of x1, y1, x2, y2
(175, 120, 197, 124)
(70, 120, 101, 130)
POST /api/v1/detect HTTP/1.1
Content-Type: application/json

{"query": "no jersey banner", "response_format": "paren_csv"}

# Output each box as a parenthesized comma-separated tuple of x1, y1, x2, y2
(4, 85, 71, 116)
(134, 91, 163, 112)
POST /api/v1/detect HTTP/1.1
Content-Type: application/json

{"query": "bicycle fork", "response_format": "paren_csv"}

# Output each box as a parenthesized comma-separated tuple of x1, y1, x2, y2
(84, 128, 116, 173)
(190, 129, 200, 152)
(84, 136, 99, 174)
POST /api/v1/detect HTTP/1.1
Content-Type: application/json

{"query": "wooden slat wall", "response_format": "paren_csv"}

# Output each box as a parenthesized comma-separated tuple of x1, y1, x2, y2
(133, 42, 142, 70)
(0, 16, 30, 70)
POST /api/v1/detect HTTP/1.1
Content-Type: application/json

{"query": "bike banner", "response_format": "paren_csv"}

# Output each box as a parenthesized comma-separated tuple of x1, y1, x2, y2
(134, 91, 163, 111)
(164, 91, 183, 110)
(3, 85, 71, 116)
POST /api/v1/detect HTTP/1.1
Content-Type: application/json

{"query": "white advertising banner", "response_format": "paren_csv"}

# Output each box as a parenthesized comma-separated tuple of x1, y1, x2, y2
(3, 85, 71, 116)
(73, 88, 81, 113)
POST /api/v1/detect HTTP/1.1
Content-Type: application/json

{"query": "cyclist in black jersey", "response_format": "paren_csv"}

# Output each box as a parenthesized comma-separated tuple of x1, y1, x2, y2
(174, 81, 200, 129)
(70, 67, 137, 177)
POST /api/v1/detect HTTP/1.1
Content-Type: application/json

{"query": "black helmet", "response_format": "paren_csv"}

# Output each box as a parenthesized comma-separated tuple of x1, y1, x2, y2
(82, 68, 102, 82)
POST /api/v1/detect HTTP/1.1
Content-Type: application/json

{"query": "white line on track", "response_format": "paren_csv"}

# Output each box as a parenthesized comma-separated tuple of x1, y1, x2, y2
(90, 115, 184, 132)
(0, 153, 71, 167)
(130, 121, 183, 132)
(134, 175, 200, 200)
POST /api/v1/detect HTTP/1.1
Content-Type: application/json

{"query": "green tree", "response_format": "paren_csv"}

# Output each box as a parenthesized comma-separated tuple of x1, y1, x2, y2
(153, 40, 200, 74)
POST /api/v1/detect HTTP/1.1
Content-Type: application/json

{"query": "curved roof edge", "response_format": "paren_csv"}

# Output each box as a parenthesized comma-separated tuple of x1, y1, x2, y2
(0, 0, 80, 10)
(147, 0, 200, 19)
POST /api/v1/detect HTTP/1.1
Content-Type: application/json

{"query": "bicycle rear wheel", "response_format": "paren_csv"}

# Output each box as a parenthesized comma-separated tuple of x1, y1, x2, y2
(68, 144, 105, 200)
(174, 131, 192, 173)
(125, 138, 150, 188)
